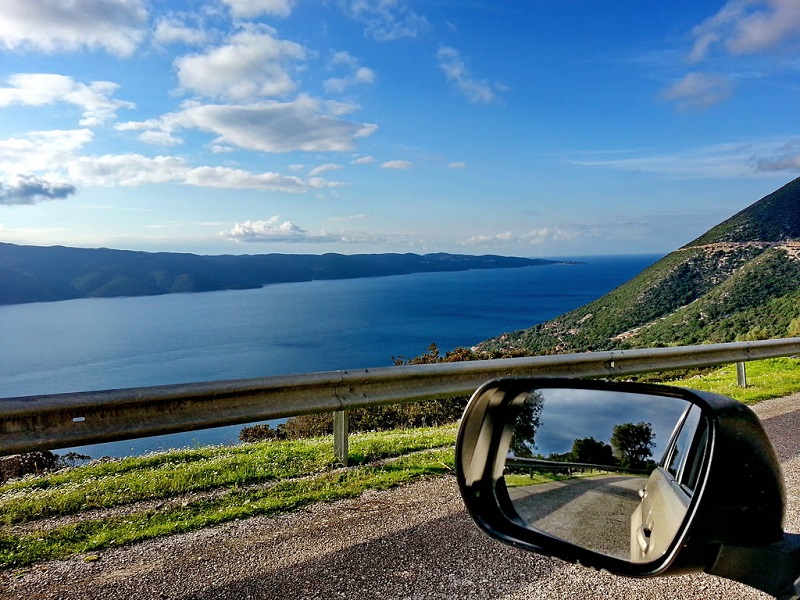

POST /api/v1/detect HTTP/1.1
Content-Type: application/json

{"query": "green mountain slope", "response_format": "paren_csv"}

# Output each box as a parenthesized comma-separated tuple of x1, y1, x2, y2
(482, 178, 800, 354)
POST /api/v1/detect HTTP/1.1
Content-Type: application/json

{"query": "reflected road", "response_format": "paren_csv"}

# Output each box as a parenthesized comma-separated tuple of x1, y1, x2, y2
(507, 474, 645, 558)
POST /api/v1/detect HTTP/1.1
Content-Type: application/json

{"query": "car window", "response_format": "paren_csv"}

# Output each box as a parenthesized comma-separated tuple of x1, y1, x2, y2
(666, 405, 704, 491)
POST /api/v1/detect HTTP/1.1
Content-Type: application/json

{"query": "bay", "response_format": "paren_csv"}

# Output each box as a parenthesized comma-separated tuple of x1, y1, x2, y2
(0, 254, 661, 457)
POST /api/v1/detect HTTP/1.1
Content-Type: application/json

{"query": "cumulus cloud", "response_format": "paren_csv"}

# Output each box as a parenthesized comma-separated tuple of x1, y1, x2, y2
(324, 67, 376, 94)
(437, 46, 501, 104)
(662, 72, 733, 111)
(324, 51, 375, 94)
(220, 0, 295, 18)
(0, 0, 147, 57)
(381, 160, 411, 169)
(690, 0, 800, 61)
(351, 155, 375, 165)
(221, 216, 309, 242)
(0, 74, 135, 126)
(0, 174, 75, 205)
(118, 96, 377, 153)
(153, 17, 209, 46)
(221, 215, 391, 244)
(175, 28, 306, 101)
(0, 129, 93, 175)
(136, 131, 183, 146)
(342, 0, 430, 41)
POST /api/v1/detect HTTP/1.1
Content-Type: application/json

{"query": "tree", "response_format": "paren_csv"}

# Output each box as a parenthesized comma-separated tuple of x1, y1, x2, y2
(610, 421, 655, 469)
(570, 437, 615, 466)
(509, 391, 544, 458)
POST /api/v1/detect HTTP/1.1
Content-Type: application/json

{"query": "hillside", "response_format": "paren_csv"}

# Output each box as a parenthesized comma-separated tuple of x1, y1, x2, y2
(481, 178, 800, 354)
(0, 243, 565, 305)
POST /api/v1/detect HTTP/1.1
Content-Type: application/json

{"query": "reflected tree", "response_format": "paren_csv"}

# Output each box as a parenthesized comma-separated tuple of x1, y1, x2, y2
(611, 421, 655, 469)
(571, 437, 616, 466)
(509, 391, 544, 458)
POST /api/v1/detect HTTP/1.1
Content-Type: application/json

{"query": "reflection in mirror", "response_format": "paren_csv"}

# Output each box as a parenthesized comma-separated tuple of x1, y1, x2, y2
(502, 387, 706, 563)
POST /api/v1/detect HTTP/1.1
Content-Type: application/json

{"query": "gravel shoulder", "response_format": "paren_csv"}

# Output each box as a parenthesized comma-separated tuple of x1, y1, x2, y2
(2, 394, 798, 600)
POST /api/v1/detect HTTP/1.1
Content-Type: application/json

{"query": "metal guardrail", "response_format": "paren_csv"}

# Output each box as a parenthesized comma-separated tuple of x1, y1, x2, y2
(505, 457, 651, 476)
(1, 337, 799, 460)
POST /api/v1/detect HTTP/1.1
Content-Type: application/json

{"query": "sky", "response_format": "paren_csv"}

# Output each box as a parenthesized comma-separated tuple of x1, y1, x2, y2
(1, 1, 800, 257)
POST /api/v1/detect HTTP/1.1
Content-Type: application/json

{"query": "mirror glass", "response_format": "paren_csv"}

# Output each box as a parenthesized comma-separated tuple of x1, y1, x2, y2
(501, 387, 708, 563)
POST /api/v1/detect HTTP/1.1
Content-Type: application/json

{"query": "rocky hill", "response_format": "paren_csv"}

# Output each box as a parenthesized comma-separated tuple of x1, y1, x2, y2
(0, 244, 564, 305)
(481, 178, 800, 355)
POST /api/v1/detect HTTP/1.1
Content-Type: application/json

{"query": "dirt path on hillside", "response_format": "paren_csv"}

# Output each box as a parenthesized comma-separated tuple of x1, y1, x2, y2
(2, 394, 798, 600)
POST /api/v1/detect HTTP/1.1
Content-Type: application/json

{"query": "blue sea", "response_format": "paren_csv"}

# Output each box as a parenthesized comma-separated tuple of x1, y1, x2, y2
(0, 254, 661, 457)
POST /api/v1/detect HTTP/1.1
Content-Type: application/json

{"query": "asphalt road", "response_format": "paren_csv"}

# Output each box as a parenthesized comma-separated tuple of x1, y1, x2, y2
(2, 393, 798, 600)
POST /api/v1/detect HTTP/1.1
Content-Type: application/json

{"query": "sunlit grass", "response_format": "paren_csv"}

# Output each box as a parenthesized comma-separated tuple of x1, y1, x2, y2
(0, 425, 456, 526)
(0, 449, 454, 568)
(666, 357, 800, 404)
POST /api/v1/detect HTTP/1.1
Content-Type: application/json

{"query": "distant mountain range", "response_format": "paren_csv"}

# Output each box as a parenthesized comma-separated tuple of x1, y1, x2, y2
(0, 244, 568, 305)
(481, 178, 800, 354)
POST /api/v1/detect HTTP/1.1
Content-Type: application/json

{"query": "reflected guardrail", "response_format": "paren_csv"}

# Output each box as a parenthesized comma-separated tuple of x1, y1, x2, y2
(506, 457, 651, 476)
(1, 337, 799, 460)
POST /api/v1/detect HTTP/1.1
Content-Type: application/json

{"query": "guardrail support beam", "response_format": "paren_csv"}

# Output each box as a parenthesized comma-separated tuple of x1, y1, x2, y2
(334, 410, 349, 466)
(737, 362, 748, 388)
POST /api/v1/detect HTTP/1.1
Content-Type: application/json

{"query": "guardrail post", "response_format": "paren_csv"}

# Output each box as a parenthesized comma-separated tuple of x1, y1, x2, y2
(334, 409, 349, 466)
(736, 362, 748, 388)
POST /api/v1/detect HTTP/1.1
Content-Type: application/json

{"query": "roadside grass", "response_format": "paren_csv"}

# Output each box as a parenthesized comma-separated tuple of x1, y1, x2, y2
(0, 426, 455, 525)
(0, 426, 456, 568)
(665, 357, 800, 404)
(0, 449, 454, 568)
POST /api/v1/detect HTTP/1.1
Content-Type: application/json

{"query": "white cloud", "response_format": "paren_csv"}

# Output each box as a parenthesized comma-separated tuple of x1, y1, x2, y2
(461, 227, 578, 248)
(0, 127, 346, 195)
(137, 131, 183, 146)
(0, 74, 135, 126)
(351, 155, 375, 165)
(381, 160, 411, 169)
(436, 46, 500, 104)
(65, 154, 340, 192)
(221, 215, 393, 244)
(448, 161, 466, 169)
(69, 154, 189, 187)
(210, 144, 234, 154)
(691, 0, 800, 61)
(662, 72, 734, 111)
(153, 17, 209, 46)
(0, 0, 147, 57)
(343, 0, 430, 41)
(0, 174, 75, 205)
(174, 28, 306, 101)
(221, 216, 309, 242)
(185, 166, 325, 191)
(324, 52, 376, 94)
(220, 0, 295, 18)
(121, 96, 378, 153)
(308, 163, 342, 176)
(0, 129, 93, 175)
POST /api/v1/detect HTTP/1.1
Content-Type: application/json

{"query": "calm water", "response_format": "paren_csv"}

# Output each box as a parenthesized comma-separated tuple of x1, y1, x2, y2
(0, 254, 661, 457)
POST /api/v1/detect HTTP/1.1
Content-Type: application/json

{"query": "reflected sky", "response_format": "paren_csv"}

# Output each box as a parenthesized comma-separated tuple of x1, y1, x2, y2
(529, 388, 689, 462)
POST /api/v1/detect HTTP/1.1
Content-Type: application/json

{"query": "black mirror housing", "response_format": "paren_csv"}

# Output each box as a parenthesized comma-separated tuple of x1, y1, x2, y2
(455, 378, 785, 579)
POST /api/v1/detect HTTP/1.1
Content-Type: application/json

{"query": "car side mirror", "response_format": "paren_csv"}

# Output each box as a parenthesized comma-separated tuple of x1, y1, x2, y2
(456, 378, 800, 598)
